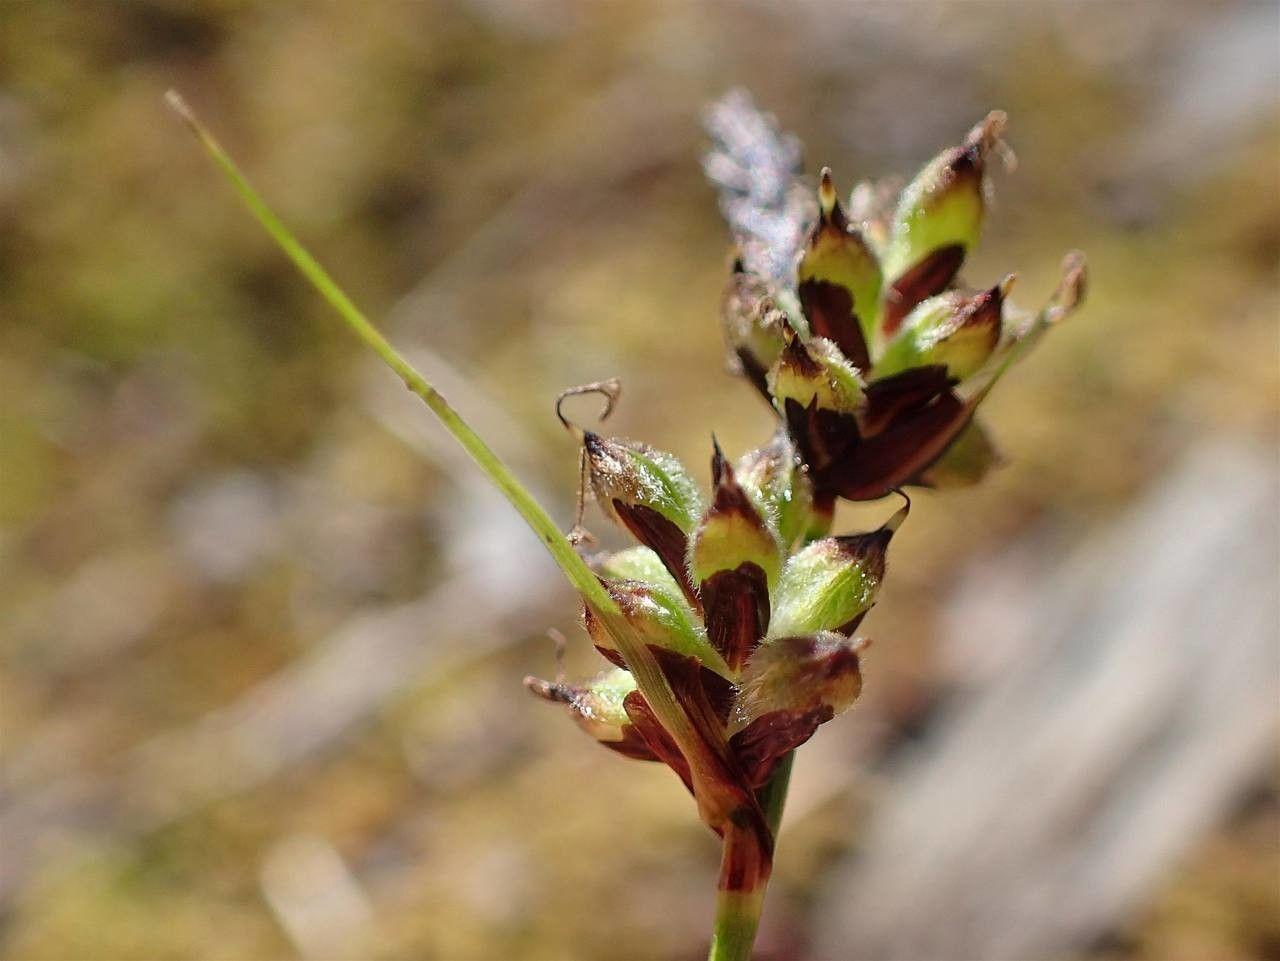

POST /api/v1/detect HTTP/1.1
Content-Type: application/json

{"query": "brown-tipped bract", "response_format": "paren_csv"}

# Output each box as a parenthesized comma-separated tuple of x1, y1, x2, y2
(766, 500, 903, 638)
(766, 331, 865, 416)
(583, 578, 731, 679)
(797, 168, 883, 369)
(734, 430, 817, 551)
(524, 668, 657, 761)
(730, 632, 867, 786)
(583, 432, 703, 601)
(692, 445, 782, 672)
(880, 111, 1007, 334)
(874, 279, 1010, 381)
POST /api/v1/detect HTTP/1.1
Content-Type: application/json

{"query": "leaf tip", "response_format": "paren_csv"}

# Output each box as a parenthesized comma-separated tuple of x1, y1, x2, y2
(164, 88, 197, 128)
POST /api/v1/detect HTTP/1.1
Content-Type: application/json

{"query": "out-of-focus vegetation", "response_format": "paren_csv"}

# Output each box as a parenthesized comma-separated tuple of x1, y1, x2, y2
(1, 2, 1276, 960)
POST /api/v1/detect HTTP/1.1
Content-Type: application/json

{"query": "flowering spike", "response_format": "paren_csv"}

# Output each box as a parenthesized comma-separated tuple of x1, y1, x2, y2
(692, 442, 782, 672)
(798, 168, 882, 369)
(178, 86, 1092, 961)
(874, 278, 1011, 382)
(881, 111, 1009, 336)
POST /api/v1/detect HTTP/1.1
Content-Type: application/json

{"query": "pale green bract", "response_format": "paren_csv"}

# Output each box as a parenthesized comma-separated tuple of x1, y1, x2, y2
(766, 539, 879, 639)
(881, 151, 985, 284)
(617, 443, 705, 532)
(734, 437, 815, 552)
(601, 546, 686, 596)
(577, 667, 639, 728)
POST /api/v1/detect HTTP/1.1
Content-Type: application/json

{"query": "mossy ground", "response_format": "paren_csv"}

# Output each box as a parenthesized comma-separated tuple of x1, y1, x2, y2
(1, 3, 1276, 959)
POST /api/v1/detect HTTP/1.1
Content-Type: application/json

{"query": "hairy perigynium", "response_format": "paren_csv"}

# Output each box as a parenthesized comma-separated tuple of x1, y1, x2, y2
(721, 111, 1086, 505)
(529, 425, 900, 896)
(174, 86, 1084, 961)
(532, 104, 1085, 958)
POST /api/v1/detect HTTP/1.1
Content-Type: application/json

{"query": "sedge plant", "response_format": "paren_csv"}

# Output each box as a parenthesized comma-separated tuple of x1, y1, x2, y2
(169, 88, 1085, 961)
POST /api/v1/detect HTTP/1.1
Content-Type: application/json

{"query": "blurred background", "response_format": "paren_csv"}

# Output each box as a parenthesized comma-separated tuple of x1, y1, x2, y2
(2, 2, 1277, 959)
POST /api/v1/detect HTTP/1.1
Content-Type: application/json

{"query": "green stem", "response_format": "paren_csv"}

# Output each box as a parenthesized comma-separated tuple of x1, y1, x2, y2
(758, 750, 794, 840)
(705, 752, 792, 961)
(165, 92, 608, 615)
(165, 89, 728, 816)
(170, 90, 785, 961)
(708, 888, 766, 961)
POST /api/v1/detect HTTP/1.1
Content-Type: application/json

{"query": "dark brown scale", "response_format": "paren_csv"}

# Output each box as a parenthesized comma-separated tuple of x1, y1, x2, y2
(612, 501, 700, 609)
(701, 565, 770, 673)
(730, 706, 834, 788)
(862, 365, 955, 436)
(782, 397, 860, 473)
(798, 279, 870, 370)
(601, 726, 663, 763)
(881, 243, 965, 336)
(822, 391, 971, 501)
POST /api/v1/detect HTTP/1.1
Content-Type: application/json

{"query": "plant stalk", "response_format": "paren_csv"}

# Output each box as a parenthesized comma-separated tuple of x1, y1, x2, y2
(166, 88, 757, 874)
(164, 92, 612, 613)
(706, 751, 793, 961)
(708, 887, 767, 961)
(758, 750, 794, 839)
